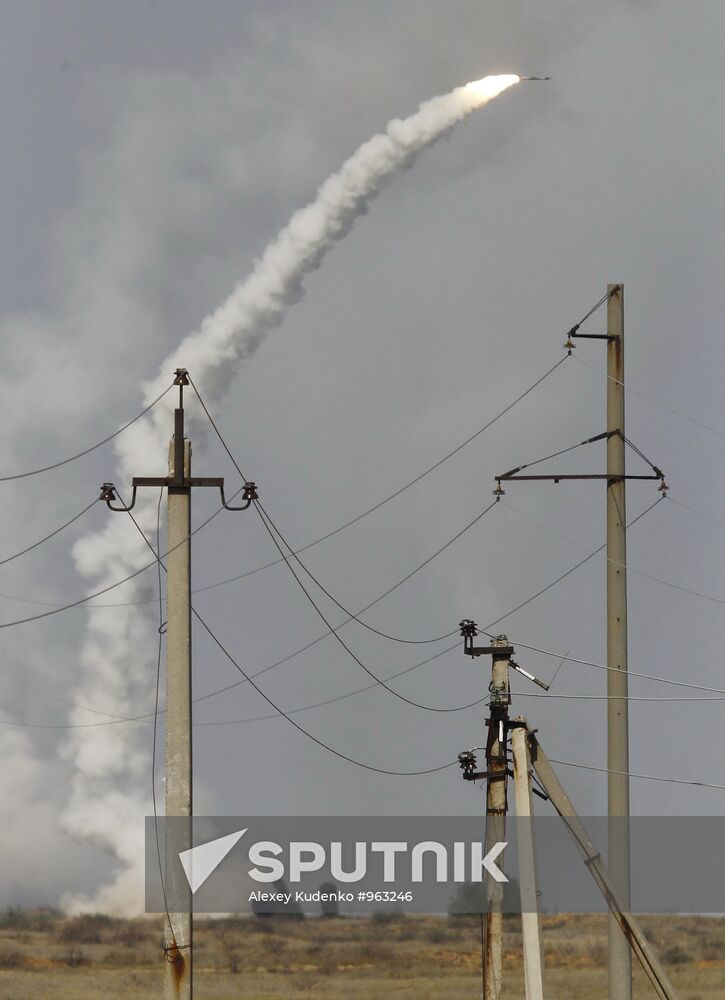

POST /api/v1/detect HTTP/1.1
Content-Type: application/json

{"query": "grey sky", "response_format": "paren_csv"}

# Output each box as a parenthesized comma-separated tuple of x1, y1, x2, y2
(1, 0, 725, 910)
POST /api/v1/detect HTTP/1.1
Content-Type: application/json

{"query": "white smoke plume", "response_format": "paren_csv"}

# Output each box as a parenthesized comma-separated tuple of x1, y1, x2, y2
(61, 74, 520, 914)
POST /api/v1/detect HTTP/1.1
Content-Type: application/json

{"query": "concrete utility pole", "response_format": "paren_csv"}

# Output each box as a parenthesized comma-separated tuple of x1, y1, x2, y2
(458, 626, 516, 998)
(511, 719, 544, 1000)
(527, 730, 679, 1000)
(606, 283, 632, 1000)
(459, 629, 552, 997)
(484, 635, 512, 999)
(101, 368, 256, 1000)
(164, 428, 193, 1000)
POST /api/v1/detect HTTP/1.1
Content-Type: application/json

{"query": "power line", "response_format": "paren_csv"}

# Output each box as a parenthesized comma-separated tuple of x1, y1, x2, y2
(0, 481, 249, 627)
(0, 642, 464, 730)
(188, 377, 500, 710)
(667, 494, 725, 531)
(3, 485, 710, 733)
(0, 667, 141, 722)
(116, 508, 468, 772)
(195, 643, 465, 725)
(253, 497, 499, 645)
(0, 384, 174, 482)
(0, 490, 672, 729)
(498, 431, 612, 478)
(574, 287, 616, 328)
(485, 497, 662, 628)
(481, 631, 725, 696)
(121, 498, 482, 752)
(548, 757, 725, 792)
(24, 647, 719, 733)
(187, 496, 493, 692)
(150, 486, 174, 943)
(205, 500, 486, 714)
(0, 713, 152, 729)
(193, 605, 460, 776)
(0, 354, 567, 612)
(503, 496, 725, 608)
(0, 497, 99, 568)
(571, 353, 725, 440)
(187, 356, 567, 578)
(514, 691, 725, 702)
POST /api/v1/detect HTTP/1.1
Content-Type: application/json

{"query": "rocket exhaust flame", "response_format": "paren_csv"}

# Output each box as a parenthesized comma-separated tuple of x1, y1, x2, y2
(61, 74, 521, 915)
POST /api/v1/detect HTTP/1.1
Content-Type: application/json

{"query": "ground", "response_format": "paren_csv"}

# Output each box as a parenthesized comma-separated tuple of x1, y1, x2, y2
(0, 910, 723, 998)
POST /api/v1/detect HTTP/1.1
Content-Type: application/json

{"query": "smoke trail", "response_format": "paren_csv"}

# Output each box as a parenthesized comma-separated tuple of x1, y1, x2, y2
(61, 74, 520, 914)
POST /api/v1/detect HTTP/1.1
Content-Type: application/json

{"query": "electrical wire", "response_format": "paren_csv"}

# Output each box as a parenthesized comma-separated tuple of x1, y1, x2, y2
(181, 358, 566, 592)
(574, 288, 617, 328)
(217, 497, 485, 712)
(2, 482, 711, 733)
(253, 497, 499, 646)
(0, 480, 249, 627)
(0, 497, 99, 568)
(199, 354, 566, 539)
(513, 692, 725, 702)
(7, 492, 723, 727)
(571, 353, 725, 441)
(548, 757, 725, 792)
(0, 642, 463, 730)
(149, 487, 175, 946)
(0, 668, 143, 722)
(188, 376, 498, 709)
(182, 494, 660, 726)
(486, 497, 662, 628)
(195, 644, 469, 726)
(667, 494, 725, 531)
(498, 432, 610, 477)
(190, 374, 498, 644)
(121, 505, 467, 773)
(0, 384, 174, 482)
(499, 429, 662, 481)
(503, 495, 725, 608)
(0, 355, 567, 612)
(20, 673, 725, 732)
(480, 632, 725, 697)
(193, 606, 459, 775)
(621, 434, 661, 475)
(0, 487, 675, 730)
(252, 502, 488, 711)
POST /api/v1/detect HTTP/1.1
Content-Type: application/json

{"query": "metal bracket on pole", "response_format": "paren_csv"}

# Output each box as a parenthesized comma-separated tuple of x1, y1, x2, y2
(103, 369, 259, 518)
(495, 431, 665, 489)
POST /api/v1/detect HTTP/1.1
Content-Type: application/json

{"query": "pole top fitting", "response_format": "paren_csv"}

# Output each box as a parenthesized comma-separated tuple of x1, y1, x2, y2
(493, 634, 509, 646)
(99, 482, 117, 502)
(173, 368, 190, 386)
(242, 481, 259, 501)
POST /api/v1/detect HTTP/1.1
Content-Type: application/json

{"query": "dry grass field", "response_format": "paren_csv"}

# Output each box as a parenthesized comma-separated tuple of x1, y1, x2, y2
(0, 909, 723, 999)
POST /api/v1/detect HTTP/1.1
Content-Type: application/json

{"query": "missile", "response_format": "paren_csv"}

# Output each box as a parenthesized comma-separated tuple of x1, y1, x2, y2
(520, 76, 551, 81)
